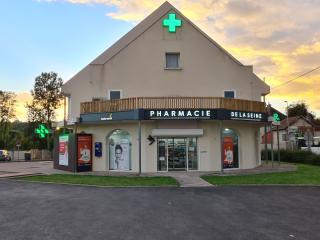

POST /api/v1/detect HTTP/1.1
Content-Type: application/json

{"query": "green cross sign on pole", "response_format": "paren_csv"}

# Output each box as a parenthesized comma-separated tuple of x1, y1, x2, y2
(35, 124, 49, 139)
(273, 113, 281, 123)
(163, 13, 182, 33)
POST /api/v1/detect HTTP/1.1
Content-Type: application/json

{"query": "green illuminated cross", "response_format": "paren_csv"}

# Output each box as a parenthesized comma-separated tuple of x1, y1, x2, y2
(35, 124, 49, 139)
(163, 13, 182, 33)
(273, 113, 281, 122)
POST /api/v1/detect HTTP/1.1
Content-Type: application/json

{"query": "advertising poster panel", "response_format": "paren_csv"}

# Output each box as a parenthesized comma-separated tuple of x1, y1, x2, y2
(77, 135, 92, 171)
(109, 138, 130, 170)
(223, 137, 234, 167)
(59, 135, 69, 166)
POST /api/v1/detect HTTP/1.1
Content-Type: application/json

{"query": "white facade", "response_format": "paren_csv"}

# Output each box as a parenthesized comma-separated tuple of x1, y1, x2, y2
(58, 2, 270, 173)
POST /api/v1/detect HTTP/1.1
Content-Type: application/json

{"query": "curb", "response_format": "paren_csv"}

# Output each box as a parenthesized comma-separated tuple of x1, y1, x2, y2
(9, 179, 180, 188)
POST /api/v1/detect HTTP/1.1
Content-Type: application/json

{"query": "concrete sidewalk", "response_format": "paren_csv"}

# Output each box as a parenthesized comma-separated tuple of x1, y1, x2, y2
(143, 172, 213, 187)
(0, 161, 65, 178)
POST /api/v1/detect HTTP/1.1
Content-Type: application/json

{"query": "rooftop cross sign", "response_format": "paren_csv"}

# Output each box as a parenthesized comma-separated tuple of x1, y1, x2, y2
(35, 124, 49, 139)
(163, 13, 182, 33)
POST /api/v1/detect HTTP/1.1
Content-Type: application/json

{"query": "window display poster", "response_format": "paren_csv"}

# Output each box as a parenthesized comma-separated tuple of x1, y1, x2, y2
(109, 139, 130, 170)
(77, 135, 92, 170)
(223, 137, 234, 165)
(59, 135, 69, 166)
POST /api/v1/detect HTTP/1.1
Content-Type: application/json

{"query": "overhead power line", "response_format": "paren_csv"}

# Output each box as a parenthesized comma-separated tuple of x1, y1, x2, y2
(271, 65, 320, 90)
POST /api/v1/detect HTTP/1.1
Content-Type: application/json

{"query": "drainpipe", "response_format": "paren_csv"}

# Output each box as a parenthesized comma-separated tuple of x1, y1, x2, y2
(63, 95, 67, 129)
(138, 120, 142, 175)
(220, 120, 224, 174)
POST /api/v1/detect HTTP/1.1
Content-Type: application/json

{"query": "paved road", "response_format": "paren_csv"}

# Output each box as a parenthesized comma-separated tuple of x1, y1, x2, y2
(0, 180, 319, 240)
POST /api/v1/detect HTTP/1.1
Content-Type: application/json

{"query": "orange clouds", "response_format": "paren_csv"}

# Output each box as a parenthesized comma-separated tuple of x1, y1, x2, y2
(14, 92, 64, 122)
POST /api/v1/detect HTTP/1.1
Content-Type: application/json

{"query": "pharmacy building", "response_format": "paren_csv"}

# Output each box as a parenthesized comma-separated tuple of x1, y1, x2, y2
(54, 1, 270, 173)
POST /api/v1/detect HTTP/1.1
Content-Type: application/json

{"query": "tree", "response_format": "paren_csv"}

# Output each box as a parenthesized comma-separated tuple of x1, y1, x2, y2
(27, 72, 64, 124)
(288, 102, 315, 119)
(27, 72, 64, 150)
(0, 91, 16, 149)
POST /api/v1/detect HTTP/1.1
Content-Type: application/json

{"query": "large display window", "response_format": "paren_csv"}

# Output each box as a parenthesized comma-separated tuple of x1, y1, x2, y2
(108, 130, 132, 171)
(222, 128, 239, 169)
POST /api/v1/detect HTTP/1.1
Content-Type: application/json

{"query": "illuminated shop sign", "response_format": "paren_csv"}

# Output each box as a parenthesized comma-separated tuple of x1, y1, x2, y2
(229, 111, 263, 121)
(80, 109, 267, 123)
(163, 13, 182, 33)
(145, 109, 214, 120)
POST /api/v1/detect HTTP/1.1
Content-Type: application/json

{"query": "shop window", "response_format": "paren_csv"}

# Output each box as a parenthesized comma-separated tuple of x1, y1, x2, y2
(166, 53, 180, 69)
(222, 128, 239, 169)
(108, 90, 122, 100)
(224, 90, 235, 98)
(108, 130, 132, 171)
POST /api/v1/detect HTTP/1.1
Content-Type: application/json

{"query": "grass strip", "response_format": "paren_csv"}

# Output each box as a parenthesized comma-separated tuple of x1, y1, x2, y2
(202, 164, 320, 185)
(18, 174, 179, 187)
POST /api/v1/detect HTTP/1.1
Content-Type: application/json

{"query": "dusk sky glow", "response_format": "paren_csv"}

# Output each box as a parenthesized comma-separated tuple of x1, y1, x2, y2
(1, 0, 319, 121)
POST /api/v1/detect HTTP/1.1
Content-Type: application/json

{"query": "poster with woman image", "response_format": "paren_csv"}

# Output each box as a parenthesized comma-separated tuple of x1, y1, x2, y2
(77, 135, 92, 171)
(223, 136, 234, 166)
(109, 139, 130, 170)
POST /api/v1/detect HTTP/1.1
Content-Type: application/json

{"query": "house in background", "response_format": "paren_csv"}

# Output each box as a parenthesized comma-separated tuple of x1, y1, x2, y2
(261, 115, 320, 150)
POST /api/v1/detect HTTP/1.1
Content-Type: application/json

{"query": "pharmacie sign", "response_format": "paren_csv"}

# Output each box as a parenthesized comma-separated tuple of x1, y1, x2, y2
(80, 109, 267, 123)
(145, 109, 214, 120)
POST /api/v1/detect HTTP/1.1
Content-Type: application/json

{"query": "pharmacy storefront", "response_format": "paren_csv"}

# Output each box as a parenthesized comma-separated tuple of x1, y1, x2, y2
(57, 108, 267, 173)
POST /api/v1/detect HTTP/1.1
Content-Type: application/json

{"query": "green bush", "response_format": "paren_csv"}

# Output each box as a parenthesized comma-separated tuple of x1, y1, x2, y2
(261, 149, 320, 166)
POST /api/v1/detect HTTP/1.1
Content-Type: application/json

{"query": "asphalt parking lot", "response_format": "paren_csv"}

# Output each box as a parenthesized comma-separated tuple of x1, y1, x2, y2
(0, 180, 319, 240)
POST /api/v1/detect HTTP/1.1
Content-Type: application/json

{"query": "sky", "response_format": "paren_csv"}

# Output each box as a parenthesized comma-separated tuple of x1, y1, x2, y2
(0, 0, 319, 121)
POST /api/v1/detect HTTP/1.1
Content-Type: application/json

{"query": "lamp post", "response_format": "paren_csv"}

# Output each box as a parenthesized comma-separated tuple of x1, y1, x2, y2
(284, 101, 289, 150)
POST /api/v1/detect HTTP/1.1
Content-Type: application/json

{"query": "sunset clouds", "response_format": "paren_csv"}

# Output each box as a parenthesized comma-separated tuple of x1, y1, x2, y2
(15, 92, 63, 122)
(35, 0, 320, 116)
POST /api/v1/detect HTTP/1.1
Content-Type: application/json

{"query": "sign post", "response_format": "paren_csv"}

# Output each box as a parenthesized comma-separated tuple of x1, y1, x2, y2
(268, 115, 274, 167)
(277, 126, 280, 165)
(272, 113, 281, 165)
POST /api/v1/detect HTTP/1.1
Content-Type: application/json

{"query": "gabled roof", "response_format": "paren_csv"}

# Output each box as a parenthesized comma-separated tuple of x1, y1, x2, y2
(277, 116, 316, 131)
(90, 1, 244, 66)
(64, 1, 270, 96)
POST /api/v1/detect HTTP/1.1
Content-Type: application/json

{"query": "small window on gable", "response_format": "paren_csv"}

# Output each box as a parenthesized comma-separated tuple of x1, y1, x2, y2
(224, 90, 235, 98)
(109, 90, 122, 100)
(166, 53, 180, 69)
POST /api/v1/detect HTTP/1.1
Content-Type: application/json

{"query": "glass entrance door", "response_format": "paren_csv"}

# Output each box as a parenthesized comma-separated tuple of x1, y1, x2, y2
(158, 137, 198, 171)
(168, 138, 186, 171)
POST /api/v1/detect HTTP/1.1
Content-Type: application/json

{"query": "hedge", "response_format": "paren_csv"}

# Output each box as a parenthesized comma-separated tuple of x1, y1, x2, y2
(261, 149, 320, 166)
